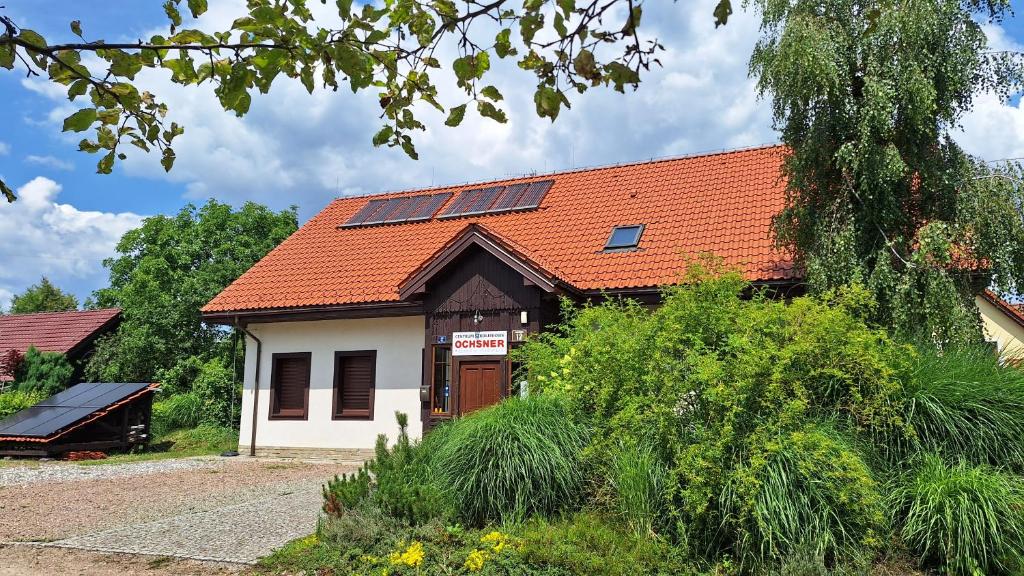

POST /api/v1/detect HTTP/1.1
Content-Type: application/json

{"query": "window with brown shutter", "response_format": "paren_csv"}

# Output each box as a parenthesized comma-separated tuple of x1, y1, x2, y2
(333, 351, 376, 420)
(269, 352, 311, 420)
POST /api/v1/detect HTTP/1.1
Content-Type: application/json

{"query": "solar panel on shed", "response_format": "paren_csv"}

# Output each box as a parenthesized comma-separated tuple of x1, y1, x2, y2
(514, 179, 554, 210)
(0, 382, 153, 439)
(343, 198, 389, 226)
(407, 192, 453, 221)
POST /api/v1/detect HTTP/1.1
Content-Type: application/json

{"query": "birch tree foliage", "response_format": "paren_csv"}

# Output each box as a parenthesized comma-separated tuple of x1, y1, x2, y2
(750, 0, 1024, 345)
(0, 0, 735, 202)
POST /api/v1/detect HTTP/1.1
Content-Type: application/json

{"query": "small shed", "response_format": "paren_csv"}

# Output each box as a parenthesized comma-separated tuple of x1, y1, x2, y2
(0, 382, 157, 457)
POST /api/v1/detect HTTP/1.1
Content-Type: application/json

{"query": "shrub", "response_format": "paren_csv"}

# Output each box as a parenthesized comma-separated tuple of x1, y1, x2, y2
(898, 346, 1024, 469)
(428, 395, 589, 526)
(517, 512, 698, 576)
(151, 392, 204, 436)
(155, 356, 240, 428)
(607, 440, 669, 536)
(890, 454, 1024, 576)
(324, 412, 447, 526)
(0, 389, 44, 419)
(0, 349, 24, 383)
(16, 346, 73, 396)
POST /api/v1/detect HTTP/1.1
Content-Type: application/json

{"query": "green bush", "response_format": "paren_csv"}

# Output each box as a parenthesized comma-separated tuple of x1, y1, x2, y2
(15, 346, 73, 396)
(899, 346, 1024, 469)
(324, 412, 447, 526)
(517, 512, 698, 576)
(151, 392, 204, 436)
(890, 454, 1024, 576)
(0, 389, 44, 419)
(155, 356, 240, 428)
(428, 395, 589, 526)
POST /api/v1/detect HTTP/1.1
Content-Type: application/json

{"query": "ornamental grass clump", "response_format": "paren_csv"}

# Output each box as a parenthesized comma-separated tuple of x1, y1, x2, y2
(898, 346, 1024, 469)
(889, 454, 1024, 576)
(607, 440, 669, 537)
(427, 395, 589, 526)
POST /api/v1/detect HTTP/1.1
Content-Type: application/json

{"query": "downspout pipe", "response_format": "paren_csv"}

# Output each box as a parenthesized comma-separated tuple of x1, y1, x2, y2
(234, 317, 262, 457)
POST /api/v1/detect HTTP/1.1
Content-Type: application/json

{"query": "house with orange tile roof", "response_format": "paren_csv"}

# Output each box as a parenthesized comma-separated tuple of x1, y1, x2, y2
(977, 291, 1024, 365)
(200, 145, 1018, 460)
(0, 308, 121, 386)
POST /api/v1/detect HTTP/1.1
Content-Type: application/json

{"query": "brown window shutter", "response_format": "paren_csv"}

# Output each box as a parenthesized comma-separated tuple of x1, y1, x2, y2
(270, 353, 310, 419)
(334, 351, 376, 419)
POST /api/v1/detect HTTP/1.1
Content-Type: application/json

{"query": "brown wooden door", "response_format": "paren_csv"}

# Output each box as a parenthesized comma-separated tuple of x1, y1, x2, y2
(458, 361, 503, 415)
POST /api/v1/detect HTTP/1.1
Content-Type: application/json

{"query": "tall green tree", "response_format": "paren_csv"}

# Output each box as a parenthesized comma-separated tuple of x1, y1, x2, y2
(8, 276, 78, 314)
(750, 0, 1024, 345)
(86, 200, 297, 382)
(0, 0, 735, 201)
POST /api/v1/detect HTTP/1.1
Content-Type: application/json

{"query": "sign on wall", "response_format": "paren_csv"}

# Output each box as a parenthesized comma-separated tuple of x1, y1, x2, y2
(452, 331, 508, 356)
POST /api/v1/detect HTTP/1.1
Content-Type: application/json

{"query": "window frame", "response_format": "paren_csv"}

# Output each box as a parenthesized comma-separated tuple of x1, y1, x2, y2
(332, 350, 377, 421)
(269, 352, 311, 421)
(430, 345, 453, 417)
(604, 224, 645, 251)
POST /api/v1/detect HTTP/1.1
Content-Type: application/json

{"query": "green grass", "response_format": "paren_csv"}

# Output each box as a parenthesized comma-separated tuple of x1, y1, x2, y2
(426, 395, 590, 526)
(74, 424, 238, 466)
(890, 454, 1024, 576)
(607, 440, 669, 536)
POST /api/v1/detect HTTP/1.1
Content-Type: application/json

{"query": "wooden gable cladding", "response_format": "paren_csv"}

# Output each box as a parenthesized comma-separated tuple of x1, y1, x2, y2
(425, 247, 539, 314)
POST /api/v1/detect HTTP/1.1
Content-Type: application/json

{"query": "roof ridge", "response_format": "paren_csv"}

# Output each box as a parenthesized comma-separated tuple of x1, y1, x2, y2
(2, 307, 120, 318)
(330, 142, 784, 203)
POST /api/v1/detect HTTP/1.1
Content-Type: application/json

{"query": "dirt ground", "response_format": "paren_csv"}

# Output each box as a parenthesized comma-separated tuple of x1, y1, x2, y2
(0, 545, 245, 576)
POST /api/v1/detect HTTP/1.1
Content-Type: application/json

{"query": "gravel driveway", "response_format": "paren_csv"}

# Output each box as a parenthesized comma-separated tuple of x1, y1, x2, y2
(0, 456, 355, 568)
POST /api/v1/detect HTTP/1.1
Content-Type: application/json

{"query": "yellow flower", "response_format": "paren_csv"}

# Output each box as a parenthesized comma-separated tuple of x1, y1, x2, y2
(480, 531, 510, 553)
(389, 541, 424, 567)
(464, 549, 489, 572)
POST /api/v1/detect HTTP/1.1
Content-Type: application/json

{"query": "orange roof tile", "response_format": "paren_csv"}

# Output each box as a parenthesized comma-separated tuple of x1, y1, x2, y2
(203, 145, 795, 314)
(0, 308, 121, 355)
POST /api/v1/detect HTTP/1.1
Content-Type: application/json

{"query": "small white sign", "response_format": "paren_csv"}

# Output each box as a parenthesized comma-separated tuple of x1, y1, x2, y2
(452, 330, 508, 356)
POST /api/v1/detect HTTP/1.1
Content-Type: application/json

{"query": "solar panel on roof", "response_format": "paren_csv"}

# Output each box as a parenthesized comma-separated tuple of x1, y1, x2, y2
(363, 197, 409, 225)
(513, 179, 554, 210)
(464, 186, 504, 214)
(407, 192, 453, 221)
(491, 183, 530, 211)
(438, 188, 481, 218)
(0, 382, 153, 439)
(343, 198, 388, 226)
(388, 195, 430, 221)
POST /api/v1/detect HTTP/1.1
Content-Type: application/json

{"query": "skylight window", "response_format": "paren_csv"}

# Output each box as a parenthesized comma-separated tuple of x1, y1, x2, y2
(605, 225, 644, 250)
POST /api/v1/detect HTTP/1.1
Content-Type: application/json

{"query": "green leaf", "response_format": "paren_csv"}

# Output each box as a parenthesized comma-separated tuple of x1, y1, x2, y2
(0, 44, 15, 70)
(17, 29, 47, 48)
(161, 147, 176, 172)
(67, 79, 89, 100)
(713, 0, 732, 27)
(477, 100, 507, 123)
(573, 49, 598, 80)
(445, 104, 467, 127)
(97, 151, 115, 174)
(372, 125, 394, 147)
(78, 139, 101, 153)
(62, 108, 97, 132)
(337, 0, 354, 19)
(495, 29, 514, 59)
(70, 20, 83, 38)
(480, 85, 503, 101)
(534, 86, 562, 120)
(0, 179, 15, 203)
(163, 0, 183, 28)
(187, 0, 208, 18)
(557, 0, 575, 17)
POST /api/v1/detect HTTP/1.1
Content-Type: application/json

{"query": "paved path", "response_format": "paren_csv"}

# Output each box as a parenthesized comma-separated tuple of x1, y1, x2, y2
(0, 457, 354, 566)
(45, 478, 324, 564)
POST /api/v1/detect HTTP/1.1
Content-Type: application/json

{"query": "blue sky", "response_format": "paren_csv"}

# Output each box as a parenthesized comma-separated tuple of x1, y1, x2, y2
(1, 1, 1023, 309)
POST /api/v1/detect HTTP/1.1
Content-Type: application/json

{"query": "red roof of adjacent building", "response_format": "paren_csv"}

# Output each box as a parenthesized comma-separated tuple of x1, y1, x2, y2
(203, 145, 796, 314)
(0, 308, 121, 355)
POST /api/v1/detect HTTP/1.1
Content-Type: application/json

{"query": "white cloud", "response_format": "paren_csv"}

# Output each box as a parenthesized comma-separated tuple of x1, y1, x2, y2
(0, 142, 9, 156)
(0, 177, 143, 309)
(25, 155, 74, 171)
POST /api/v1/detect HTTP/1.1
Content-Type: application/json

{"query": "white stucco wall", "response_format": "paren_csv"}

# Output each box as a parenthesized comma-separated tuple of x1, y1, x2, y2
(977, 296, 1024, 364)
(237, 315, 424, 451)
